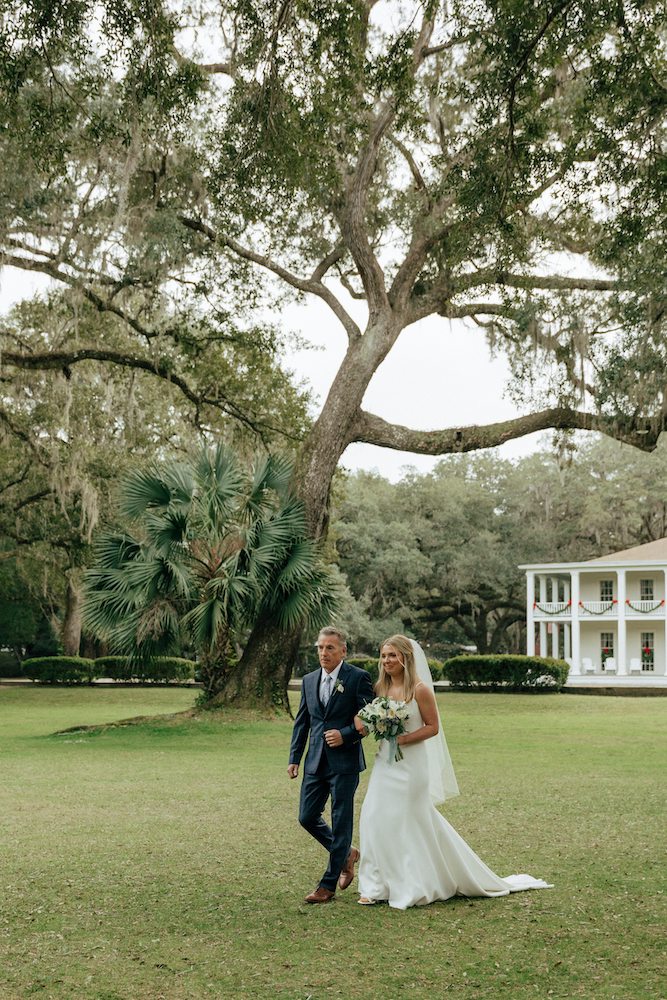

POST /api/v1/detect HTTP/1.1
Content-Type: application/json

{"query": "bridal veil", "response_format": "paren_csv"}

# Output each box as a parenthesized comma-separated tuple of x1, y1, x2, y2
(409, 638, 460, 804)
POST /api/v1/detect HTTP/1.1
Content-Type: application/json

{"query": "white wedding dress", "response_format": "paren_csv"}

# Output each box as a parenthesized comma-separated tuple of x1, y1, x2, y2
(358, 698, 553, 910)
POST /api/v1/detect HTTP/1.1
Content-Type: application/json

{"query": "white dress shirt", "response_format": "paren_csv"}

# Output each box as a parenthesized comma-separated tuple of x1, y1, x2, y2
(320, 661, 343, 704)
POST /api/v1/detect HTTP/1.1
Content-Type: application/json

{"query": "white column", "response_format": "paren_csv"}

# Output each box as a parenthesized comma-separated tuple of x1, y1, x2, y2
(564, 623, 571, 659)
(617, 568, 627, 675)
(570, 571, 581, 675)
(526, 572, 536, 656)
(551, 576, 559, 603)
(539, 575, 548, 603)
(551, 622, 560, 659)
(539, 621, 548, 657)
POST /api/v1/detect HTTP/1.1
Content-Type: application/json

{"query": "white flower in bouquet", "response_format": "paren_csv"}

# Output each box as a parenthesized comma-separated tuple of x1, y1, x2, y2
(358, 696, 410, 762)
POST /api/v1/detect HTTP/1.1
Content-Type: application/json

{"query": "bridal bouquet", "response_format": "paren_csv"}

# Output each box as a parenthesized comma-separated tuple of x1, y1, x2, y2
(358, 697, 410, 763)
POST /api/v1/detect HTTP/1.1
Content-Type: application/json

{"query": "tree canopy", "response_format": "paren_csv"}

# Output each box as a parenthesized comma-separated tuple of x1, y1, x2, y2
(332, 435, 667, 658)
(1, 0, 665, 703)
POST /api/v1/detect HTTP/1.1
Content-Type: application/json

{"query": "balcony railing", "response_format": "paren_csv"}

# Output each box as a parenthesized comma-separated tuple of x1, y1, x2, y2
(532, 599, 666, 617)
(533, 601, 571, 616)
(625, 599, 665, 615)
(579, 601, 617, 616)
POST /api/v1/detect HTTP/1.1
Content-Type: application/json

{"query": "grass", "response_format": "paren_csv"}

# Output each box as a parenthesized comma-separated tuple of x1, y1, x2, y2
(0, 686, 665, 1000)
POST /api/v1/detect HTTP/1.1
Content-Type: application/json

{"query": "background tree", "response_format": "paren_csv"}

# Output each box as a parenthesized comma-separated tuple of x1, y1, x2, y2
(1, 1, 665, 704)
(0, 291, 310, 656)
(83, 446, 338, 707)
(332, 435, 667, 656)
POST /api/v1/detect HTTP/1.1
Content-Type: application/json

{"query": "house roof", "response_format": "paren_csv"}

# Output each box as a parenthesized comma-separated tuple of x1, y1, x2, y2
(519, 536, 667, 571)
(587, 538, 667, 563)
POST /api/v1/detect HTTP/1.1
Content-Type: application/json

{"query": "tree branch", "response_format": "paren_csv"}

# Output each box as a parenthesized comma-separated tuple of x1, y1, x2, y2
(421, 34, 475, 59)
(0, 348, 286, 438)
(455, 270, 626, 294)
(353, 407, 663, 455)
(1, 252, 158, 342)
(334, 13, 437, 317)
(179, 216, 362, 341)
(311, 243, 346, 282)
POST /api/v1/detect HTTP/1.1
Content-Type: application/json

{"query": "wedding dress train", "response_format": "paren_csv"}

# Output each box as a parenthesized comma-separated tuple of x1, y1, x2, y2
(358, 699, 553, 910)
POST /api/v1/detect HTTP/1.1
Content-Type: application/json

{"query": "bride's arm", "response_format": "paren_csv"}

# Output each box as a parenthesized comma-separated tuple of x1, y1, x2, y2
(397, 683, 439, 746)
(353, 715, 368, 735)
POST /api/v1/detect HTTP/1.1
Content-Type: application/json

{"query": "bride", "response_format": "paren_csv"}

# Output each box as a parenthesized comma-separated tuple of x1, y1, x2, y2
(355, 634, 553, 910)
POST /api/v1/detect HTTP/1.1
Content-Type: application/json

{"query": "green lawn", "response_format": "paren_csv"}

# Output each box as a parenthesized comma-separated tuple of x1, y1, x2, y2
(0, 687, 665, 1000)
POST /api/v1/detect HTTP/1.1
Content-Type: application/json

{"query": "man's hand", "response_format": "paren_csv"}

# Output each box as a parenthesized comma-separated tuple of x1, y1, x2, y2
(287, 764, 299, 779)
(324, 729, 343, 748)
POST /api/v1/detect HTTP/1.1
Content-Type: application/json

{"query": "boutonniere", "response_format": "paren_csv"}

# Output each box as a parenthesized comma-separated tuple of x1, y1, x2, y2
(334, 681, 345, 694)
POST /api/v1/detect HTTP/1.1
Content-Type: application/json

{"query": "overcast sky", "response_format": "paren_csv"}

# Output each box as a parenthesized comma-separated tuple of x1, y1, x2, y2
(282, 291, 542, 481)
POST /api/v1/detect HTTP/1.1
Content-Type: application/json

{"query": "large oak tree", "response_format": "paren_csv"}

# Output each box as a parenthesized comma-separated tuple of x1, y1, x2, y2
(1, 0, 665, 705)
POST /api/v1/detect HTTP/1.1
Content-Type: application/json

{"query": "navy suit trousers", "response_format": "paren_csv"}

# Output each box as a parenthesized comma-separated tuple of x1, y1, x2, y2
(299, 758, 359, 891)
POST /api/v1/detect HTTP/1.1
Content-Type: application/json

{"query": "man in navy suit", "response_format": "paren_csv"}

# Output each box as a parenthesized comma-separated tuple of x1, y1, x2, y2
(288, 626, 374, 903)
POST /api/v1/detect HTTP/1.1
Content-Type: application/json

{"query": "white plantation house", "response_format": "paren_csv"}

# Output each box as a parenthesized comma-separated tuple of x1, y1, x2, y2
(521, 538, 667, 688)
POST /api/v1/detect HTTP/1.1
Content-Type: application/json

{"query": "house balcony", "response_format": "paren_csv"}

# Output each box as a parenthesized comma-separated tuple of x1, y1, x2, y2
(532, 598, 666, 619)
(533, 601, 572, 618)
(578, 600, 618, 617)
(624, 599, 666, 617)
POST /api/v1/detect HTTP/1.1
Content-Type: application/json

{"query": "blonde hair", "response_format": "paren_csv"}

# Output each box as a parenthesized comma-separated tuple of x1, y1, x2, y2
(376, 634, 418, 702)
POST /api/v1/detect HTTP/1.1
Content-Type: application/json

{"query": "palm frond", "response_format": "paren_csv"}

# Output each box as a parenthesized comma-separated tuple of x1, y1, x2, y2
(144, 509, 190, 554)
(243, 453, 293, 520)
(196, 444, 245, 527)
(266, 565, 341, 632)
(136, 599, 182, 647)
(256, 453, 294, 497)
(182, 598, 223, 651)
(274, 539, 319, 589)
(92, 532, 142, 570)
(120, 468, 173, 522)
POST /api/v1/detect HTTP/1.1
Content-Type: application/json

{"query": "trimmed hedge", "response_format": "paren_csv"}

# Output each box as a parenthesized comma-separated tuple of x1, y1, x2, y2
(95, 656, 195, 683)
(347, 657, 379, 682)
(21, 655, 195, 684)
(346, 656, 445, 684)
(442, 654, 569, 691)
(22, 656, 97, 684)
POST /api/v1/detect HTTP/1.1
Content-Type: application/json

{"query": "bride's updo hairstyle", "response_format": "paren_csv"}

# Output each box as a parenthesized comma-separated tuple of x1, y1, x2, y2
(376, 634, 418, 702)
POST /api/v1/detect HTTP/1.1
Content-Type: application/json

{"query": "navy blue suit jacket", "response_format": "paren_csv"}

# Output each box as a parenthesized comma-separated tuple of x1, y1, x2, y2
(289, 661, 375, 775)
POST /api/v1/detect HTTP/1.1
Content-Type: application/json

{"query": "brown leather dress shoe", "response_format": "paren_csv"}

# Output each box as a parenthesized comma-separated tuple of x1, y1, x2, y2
(304, 886, 335, 904)
(338, 847, 360, 891)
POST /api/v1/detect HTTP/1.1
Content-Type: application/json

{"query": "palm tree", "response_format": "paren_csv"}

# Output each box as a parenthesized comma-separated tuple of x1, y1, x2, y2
(83, 445, 338, 701)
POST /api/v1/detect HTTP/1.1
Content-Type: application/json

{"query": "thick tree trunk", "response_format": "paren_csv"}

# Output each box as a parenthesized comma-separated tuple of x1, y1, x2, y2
(199, 630, 238, 700)
(216, 317, 401, 710)
(62, 573, 82, 657)
(208, 614, 302, 713)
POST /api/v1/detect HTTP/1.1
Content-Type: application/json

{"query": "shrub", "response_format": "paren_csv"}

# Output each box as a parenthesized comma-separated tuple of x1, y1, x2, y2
(293, 656, 444, 686)
(95, 656, 195, 683)
(0, 650, 21, 677)
(94, 656, 136, 681)
(347, 657, 379, 682)
(148, 657, 195, 683)
(22, 656, 97, 684)
(427, 658, 444, 681)
(442, 655, 569, 691)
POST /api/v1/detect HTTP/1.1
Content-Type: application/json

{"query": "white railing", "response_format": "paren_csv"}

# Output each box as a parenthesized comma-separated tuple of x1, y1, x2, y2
(533, 601, 571, 616)
(579, 601, 617, 616)
(624, 599, 665, 615)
